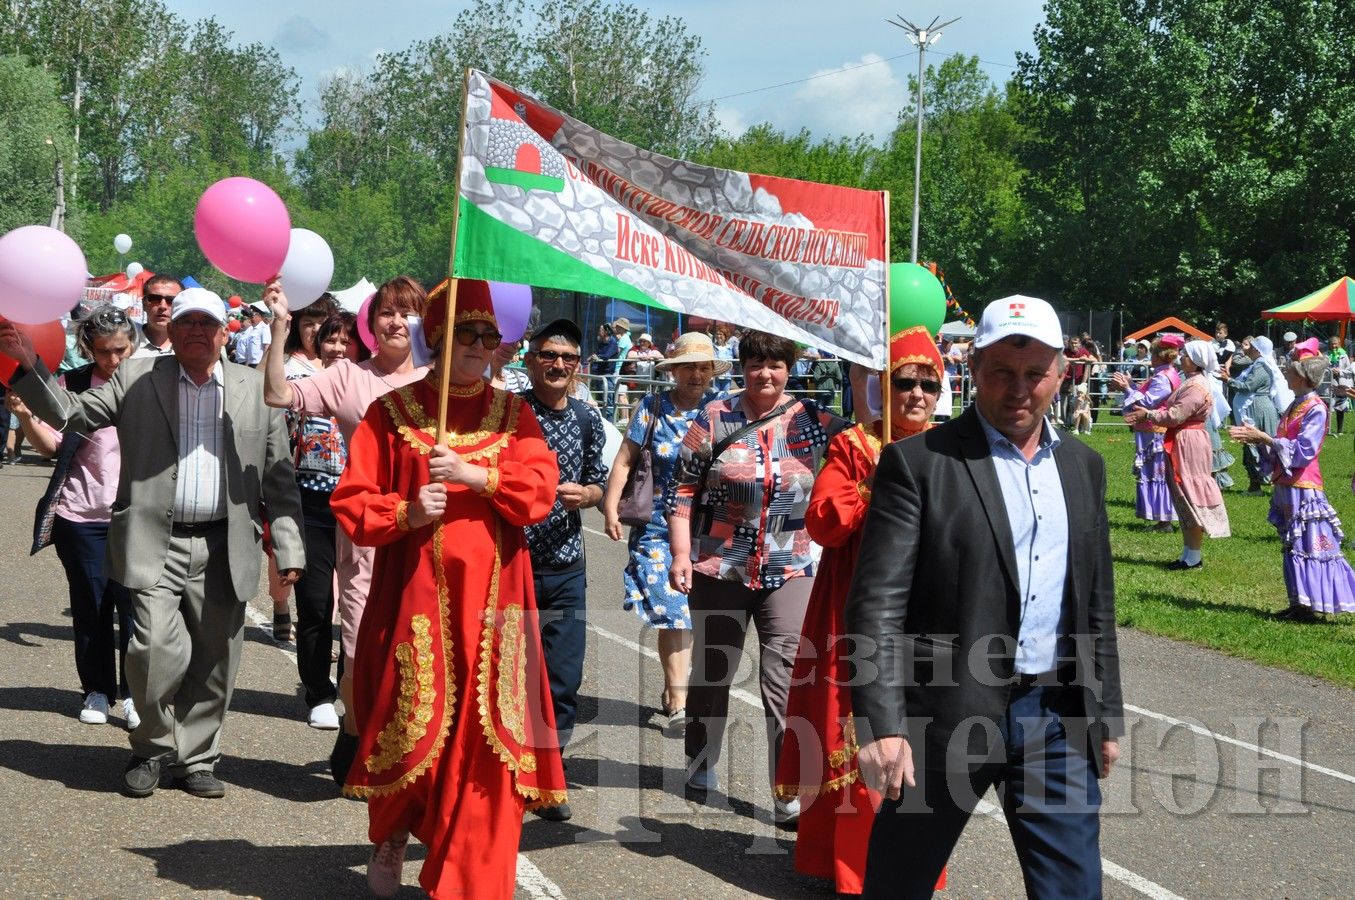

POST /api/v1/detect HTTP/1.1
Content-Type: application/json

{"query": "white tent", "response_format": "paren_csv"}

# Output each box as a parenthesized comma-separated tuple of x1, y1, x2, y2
(331, 277, 377, 314)
(939, 320, 976, 338)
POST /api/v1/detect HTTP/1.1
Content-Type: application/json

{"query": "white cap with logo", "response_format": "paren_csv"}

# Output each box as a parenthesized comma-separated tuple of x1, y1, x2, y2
(973, 294, 1063, 351)
(170, 287, 227, 325)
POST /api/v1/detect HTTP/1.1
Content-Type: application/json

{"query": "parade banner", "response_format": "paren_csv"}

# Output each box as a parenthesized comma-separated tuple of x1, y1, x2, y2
(452, 70, 888, 368)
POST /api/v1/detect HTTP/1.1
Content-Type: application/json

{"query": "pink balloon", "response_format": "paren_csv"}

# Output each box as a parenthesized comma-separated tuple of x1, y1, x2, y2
(488, 281, 532, 343)
(356, 292, 377, 352)
(193, 177, 291, 283)
(0, 225, 88, 324)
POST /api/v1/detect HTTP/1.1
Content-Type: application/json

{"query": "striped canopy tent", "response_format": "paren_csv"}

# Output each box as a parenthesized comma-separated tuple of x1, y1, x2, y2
(1262, 276, 1355, 320)
(1263, 276, 1355, 342)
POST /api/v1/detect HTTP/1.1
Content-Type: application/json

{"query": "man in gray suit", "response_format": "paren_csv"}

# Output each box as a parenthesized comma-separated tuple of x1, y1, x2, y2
(0, 288, 305, 799)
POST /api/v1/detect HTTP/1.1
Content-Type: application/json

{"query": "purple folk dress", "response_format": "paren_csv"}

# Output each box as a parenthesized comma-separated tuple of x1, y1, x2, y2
(1262, 392, 1355, 613)
(1123, 365, 1181, 522)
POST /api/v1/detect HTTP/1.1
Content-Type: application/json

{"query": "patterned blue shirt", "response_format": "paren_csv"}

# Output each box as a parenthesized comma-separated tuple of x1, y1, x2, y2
(975, 409, 1072, 674)
(520, 391, 608, 568)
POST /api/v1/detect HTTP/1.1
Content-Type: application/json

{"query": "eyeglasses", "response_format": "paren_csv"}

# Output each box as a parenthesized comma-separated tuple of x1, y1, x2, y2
(891, 376, 943, 395)
(453, 325, 503, 349)
(144, 293, 176, 306)
(532, 349, 581, 365)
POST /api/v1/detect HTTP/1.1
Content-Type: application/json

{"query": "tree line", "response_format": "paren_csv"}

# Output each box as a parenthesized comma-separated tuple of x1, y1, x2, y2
(2, 0, 1351, 329)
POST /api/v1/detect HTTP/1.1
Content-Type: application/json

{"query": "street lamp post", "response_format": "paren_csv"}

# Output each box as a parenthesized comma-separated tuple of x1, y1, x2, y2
(888, 14, 959, 263)
(44, 137, 66, 233)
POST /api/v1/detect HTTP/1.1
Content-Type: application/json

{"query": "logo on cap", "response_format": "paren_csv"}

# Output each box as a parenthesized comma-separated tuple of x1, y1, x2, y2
(1009, 302, 1026, 319)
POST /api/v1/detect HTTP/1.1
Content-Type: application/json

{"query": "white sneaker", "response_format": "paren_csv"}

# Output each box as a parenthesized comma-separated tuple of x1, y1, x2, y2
(308, 701, 340, 730)
(664, 707, 689, 737)
(79, 692, 110, 725)
(367, 834, 408, 898)
(685, 763, 719, 792)
(774, 796, 801, 828)
(122, 697, 140, 731)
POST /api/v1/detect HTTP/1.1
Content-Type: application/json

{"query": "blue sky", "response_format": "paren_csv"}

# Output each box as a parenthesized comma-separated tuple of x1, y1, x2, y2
(171, 0, 1045, 144)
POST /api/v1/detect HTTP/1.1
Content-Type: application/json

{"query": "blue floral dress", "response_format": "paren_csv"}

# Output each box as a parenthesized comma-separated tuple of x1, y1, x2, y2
(622, 390, 720, 629)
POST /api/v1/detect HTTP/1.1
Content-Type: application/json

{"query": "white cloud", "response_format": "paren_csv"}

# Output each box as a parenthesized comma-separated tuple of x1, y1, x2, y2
(787, 53, 906, 143)
(713, 103, 748, 138)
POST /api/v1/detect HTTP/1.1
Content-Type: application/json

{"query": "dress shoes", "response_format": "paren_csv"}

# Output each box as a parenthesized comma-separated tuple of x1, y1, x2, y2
(534, 801, 573, 822)
(172, 771, 225, 798)
(330, 721, 359, 786)
(122, 756, 161, 798)
(1165, 559, 1203, 570)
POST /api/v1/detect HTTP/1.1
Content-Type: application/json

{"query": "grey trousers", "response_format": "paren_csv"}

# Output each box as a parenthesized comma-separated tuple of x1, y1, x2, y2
(684, 572, 814, 786)
(125, 525, 244, 776)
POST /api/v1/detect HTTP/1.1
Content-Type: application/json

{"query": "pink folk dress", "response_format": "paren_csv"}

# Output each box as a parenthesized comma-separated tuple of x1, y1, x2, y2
(1147, 374, 1231, 538)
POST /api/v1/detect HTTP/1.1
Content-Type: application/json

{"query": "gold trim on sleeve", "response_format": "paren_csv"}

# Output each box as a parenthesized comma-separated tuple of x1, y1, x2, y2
(395, 501, 412, 532)
(481, 467, 501, 497)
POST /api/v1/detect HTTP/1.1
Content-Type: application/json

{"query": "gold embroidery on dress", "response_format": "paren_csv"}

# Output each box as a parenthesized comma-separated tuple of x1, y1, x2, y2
(496, 605, 528, 745)
(344, 524, 458, 800)
(774, 717, 861, 800)
(475, 519, 548, 802)
(845, 425, 882, 463)
(364, 614, 437, 774)
(445, 379, 486, 398)
(381, 385, 514, 461)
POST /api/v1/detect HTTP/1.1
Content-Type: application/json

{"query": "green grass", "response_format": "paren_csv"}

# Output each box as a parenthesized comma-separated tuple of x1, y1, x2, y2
(1077, 424, 1355, 689)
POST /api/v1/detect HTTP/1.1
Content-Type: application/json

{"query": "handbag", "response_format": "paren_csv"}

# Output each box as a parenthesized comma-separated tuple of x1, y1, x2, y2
(689, 399, 796, 535)
(617, 394, 662, 527)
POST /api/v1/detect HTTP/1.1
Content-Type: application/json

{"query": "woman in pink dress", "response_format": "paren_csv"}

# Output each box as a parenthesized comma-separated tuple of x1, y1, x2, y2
(1125, 340, 1230, 568)
(1230, 342, 1355, 620)
(263, 276, 430, 780)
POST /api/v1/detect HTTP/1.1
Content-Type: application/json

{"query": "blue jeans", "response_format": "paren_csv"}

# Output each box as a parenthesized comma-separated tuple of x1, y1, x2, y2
(52, 516, 134, 698)
(863, 684, 1104, 899)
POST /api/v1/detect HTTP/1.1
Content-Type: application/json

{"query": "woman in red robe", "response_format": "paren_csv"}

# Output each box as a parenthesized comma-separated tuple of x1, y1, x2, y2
(775, 326, 948, 895)
(330, 279, 567, 899)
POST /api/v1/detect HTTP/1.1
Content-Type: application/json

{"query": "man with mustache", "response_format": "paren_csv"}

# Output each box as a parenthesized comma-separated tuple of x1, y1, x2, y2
(519, 319, 609, 822)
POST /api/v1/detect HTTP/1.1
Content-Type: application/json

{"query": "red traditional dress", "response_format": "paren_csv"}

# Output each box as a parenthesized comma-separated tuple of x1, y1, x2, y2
(775, 327, 946, 895)
(331, 372, 567, 899)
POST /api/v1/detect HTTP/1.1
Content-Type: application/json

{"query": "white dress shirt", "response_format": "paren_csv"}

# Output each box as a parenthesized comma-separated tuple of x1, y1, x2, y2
(173, 363, 227, 524)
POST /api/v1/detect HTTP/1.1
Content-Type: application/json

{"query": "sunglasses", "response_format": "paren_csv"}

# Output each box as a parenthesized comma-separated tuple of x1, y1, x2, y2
(532, 349, 581, 365)
(453, 325, 503, 349)
(144, 292, 176, 305)
(891, 376, 943, 395)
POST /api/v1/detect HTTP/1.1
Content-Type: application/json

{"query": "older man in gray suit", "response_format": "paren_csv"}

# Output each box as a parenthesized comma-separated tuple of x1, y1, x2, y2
(0, 288, 305, 799)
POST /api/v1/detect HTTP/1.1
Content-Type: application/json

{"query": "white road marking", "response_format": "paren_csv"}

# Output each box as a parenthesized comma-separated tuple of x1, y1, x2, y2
(242, 599, 569, 900)
(974, 800, 1187, 900)
(1124, 703, 1355, 786)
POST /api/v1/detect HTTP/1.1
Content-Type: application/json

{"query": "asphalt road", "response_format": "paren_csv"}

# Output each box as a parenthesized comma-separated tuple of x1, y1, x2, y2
(1, 457, 1353, 899)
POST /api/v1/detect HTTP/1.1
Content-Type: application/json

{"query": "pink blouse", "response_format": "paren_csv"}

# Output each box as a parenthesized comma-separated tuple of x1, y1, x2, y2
(47, 373, 121, 524)
(286, 358, 429, 444)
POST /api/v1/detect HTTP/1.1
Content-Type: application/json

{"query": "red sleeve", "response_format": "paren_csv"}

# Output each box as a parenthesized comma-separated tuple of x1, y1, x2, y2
(330, 404, 412, 547)
(805, 429, 873, 548)
(486, 399, 559, 527)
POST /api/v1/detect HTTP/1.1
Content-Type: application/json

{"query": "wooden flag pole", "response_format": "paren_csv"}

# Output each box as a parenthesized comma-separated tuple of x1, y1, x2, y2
(882, 190, 893, 443)
(436, 68, 476, 446)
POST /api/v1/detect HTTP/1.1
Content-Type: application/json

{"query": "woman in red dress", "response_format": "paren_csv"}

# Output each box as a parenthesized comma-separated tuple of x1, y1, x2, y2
(330, 279, 567, 899)
(775, 326, 948, 895)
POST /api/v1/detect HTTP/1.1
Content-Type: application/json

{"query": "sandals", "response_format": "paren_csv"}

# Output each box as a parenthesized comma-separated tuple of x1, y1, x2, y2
(272, 611, 293, 643)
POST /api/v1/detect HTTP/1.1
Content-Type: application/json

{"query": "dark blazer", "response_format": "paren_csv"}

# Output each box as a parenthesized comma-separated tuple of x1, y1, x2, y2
(845, 405, 1123, 774)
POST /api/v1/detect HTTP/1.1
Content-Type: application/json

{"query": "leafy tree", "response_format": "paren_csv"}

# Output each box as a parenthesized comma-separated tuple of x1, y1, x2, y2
(0, 53, 79, 236)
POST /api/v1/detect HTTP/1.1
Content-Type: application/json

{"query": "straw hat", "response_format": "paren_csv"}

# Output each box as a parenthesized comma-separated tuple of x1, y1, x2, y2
(655, 332, 732, 375)
(612, 317, 632, 332)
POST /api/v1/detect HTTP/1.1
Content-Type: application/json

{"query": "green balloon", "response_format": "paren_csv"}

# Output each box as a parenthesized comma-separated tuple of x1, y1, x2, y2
(889, 262, 946, 337)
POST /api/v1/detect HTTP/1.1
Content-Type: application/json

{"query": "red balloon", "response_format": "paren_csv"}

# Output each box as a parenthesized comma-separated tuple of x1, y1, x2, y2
(0, 318, 66, 386)
(228, 295, 243, 308)
(227, 318, 242, 333)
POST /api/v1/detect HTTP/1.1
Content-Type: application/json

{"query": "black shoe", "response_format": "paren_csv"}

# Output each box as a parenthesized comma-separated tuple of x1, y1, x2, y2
(172, 770, 225, 798)
(272, 611, 292, 643)
(122, 755, 161, 797)
(534, 801, 572, 822)
(330, 722, 359, 786)
(1165, 559, 1203, 570)
(1274, 605, 1317, 622)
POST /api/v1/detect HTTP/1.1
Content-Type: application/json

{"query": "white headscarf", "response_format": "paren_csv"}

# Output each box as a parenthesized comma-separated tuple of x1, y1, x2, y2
(1248, 336, 1294, 414)
(1183, 340, 1218, 375)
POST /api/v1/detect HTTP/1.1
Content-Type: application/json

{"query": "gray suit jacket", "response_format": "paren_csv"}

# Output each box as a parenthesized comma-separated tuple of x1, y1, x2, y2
(15, 355, 304, 602)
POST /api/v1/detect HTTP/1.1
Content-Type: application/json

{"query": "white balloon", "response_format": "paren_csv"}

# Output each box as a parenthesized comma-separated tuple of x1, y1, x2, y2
(277, 228, 334, 310)
(113, 233, 132, 254)
(126, 261, 144, 279)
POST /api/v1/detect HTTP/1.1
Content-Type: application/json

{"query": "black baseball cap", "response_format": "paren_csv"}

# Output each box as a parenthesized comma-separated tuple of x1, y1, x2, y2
(531, 318, 583, 348)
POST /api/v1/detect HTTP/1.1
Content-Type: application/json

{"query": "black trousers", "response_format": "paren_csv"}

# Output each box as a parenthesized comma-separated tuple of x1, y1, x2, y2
(532, 560, 587, 749)
(295, 489, 338, 708)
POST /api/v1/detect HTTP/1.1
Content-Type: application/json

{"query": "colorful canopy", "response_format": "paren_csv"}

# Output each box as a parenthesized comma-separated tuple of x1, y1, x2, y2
(1262, 276, 1355, 321)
